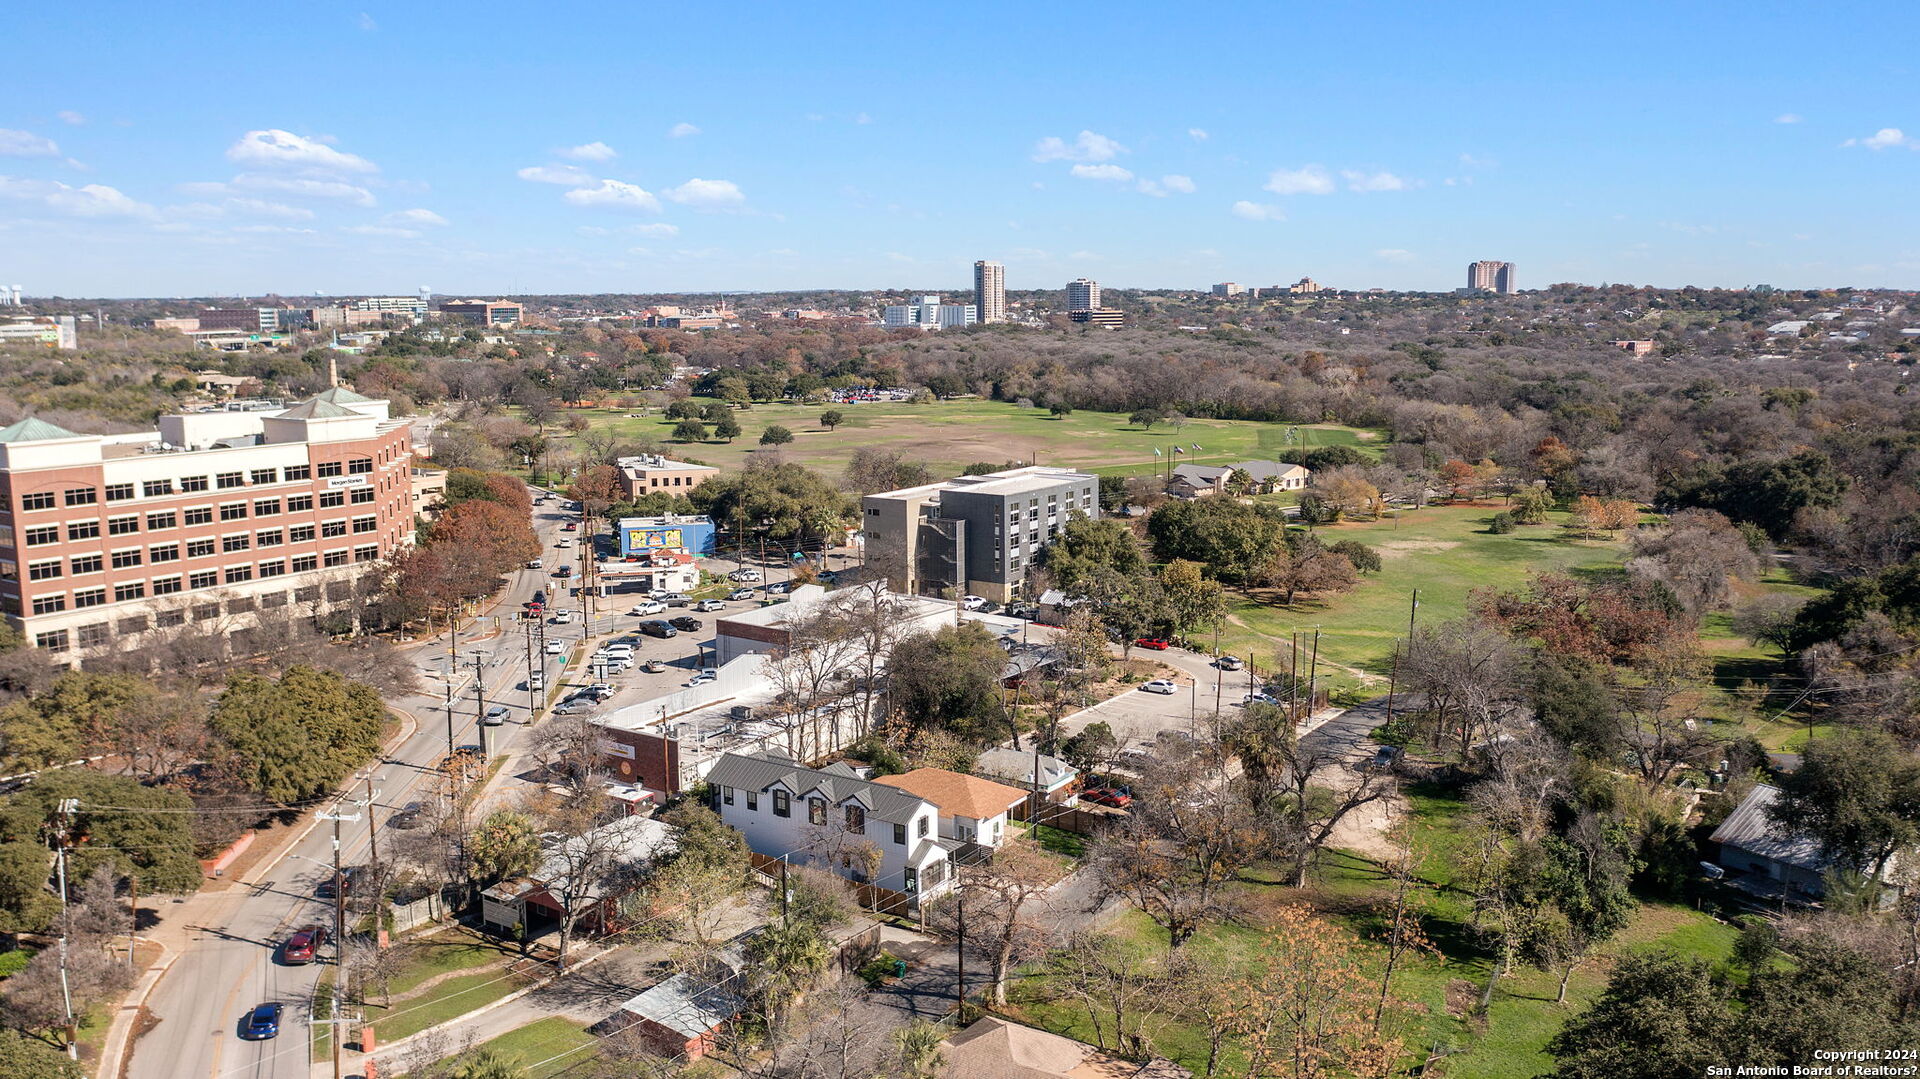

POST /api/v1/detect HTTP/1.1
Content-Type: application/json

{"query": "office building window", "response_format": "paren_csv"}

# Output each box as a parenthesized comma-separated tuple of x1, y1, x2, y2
(254, 498, 281, 516)
(117, 615, 149, 635)
(219, 502, 247, 521)
(183, 507, 212, 526)
(34, 630, 69, 652)
(111, 549, 142, 569)
(64, 487, 97, 506)
(216, 471, 245, 489)
(260, 591, 288, 608)
(348, 458, 373, 474)
(289, 525, 315, 543)
(352, 515, 376, 533)
(108, 515, 139, 535)
(191, 602, 220, 620)
(321, 521, 347, 538)
(66, 520, 99, 541)
(353, 545, 379, 563)
(185, 539, 215, 558)
(291, 555, 318, 573)
(224, 566, 253, 584)
(73, 587, 106, 609)
(28, 560, 62, 581)
(21, 491, 56, 510)
(773, 790, 791, 817)
(31, 595, 66, 615)
(294, 585, 320, 603)
(256, 528, 283, 547)
(222, 535, 250, 553)
(259, 560, 286, 578)
(318, 461, 343, 478)
(25, 526, 59, 546)
(70, 555, 102, 575)
(104, 483, 134, 502)
(146, 511, 176, 530)
(287, 494, 315, 514)
(114, 582, 145, 602)
(142, 480, 174, 497)
(180, 475, 209, 492)
(285, 465, 311, 481)
(323, 550, 348, 567)
(250, 468, 277, 485)
(319, 491, 345, 508)
(189, 570, 218, 589)
(152, 576, 182, 595)
(350, 488, 375, 504)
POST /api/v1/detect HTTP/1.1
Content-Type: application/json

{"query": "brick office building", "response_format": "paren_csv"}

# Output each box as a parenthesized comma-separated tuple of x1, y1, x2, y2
(0, 387, 414, 663)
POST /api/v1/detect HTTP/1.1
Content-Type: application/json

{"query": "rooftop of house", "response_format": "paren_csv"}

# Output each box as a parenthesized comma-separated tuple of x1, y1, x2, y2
(874, 768, 1028, 821)
(618, 970, 747, 1039)
(942, 1016, 1193, 1079)
(707, 750, 932, 827)
(975, 747, 1078, 789)
(1709, 783, 1826, 873)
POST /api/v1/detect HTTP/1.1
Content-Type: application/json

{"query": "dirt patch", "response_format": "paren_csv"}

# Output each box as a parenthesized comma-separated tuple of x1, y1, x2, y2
(1445, 979, 1480, 1021)
(1373, 539, 1462, 556)
(1325, 774, 1409, 861)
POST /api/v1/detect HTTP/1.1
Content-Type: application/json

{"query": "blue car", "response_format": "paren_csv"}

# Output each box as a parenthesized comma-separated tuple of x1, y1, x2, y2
(241, 1002, 283, 1040)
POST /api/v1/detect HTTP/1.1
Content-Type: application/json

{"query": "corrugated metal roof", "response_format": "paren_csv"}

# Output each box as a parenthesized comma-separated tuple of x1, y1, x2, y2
(1709, 783, 1828, 872)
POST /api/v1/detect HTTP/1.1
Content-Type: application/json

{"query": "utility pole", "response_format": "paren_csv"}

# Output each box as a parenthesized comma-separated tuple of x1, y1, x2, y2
(441, 655, 456, 761)
(955, 882, 967, 1013)
(1307, 628, 1322, 718)
(470, 652, 487, 756)
(319, 806, 361, 1079)
(360, 774, 381, 871)
(51, 798, 79, 1059)
(524, 619, 537, 718)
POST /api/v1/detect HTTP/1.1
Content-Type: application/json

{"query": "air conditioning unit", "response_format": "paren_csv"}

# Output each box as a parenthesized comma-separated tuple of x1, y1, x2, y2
(729, 705, 754, 722)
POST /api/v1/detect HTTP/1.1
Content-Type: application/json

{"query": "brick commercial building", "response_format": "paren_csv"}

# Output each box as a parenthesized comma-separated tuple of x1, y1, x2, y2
(613, 454, 719, 500)
(0, 387, 414, 663)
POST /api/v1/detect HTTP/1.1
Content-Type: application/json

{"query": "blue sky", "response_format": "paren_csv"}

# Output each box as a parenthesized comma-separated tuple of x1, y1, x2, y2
(2, 2, 1916, 297)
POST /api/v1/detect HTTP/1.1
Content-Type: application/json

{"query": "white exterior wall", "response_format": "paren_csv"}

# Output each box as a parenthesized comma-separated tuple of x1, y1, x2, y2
(713, 782, 947, 896)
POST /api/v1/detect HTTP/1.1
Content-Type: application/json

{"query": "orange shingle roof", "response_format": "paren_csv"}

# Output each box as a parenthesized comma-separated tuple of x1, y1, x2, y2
(873, 768, 1027, 821)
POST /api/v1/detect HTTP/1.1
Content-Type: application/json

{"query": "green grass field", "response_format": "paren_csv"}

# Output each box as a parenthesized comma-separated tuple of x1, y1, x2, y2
(546, 397, 1381, 481)
(414, 1016, 601, 1078)
(1220, 505, 1629, 686)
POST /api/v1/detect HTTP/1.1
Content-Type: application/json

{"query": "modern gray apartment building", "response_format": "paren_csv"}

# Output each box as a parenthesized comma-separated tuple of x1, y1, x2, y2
(861, 466, 1099, 602)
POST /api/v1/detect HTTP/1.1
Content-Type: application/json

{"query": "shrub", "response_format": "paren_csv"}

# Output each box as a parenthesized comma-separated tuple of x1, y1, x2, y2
(1488, 511, 1516, 534)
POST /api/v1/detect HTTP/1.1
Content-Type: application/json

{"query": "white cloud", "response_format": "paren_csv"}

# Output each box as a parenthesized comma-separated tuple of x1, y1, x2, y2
(1263, 165, 1334, 195)
(0, 129, 60, 157)
(561, 141, 618, 162)
(225, 198, 314, 221)
(662, 177, 745, 208)
(0, 176, 156, 219)
(345, 225, 420, 238)
(227, 129, 376, 174)
(230, 173, 376, 206)
(1230, 200, 1285, 221)
(1033, 130, 1126, 163)
(516, 164, 594, 186)
(356, 11, 376, 30)
(232, 224, 316, 235)
(1458, 152, 1496, 168)
(57, 111, 86, 126)
(1775, 113, 1802, 124)
(1071, 163, 1134, 182)
(564, 179, 662, 212)
(631, 222, 680, 237)
(855, 112, 872, 125)
(385, 208, 448, 227)
(668, 122, 700, 138)
(1341, 169, 1411, 192)
(1844, 127, 1918, 150)
(576, 226, 612, 237)
(1136, 174, 1195, 197)
(1375, 248, 1415, 263)
(1161, 174, 1196, 194)
(1188, 128, 1209, 141)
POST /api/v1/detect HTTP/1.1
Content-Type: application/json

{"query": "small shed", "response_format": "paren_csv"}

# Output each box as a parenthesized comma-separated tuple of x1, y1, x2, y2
(1709, 783, 1831, 901)
(617, 970, 748, 1061)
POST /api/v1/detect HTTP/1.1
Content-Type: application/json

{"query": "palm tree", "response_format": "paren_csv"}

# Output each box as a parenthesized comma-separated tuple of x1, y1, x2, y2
(893, 1021, 947, 1079)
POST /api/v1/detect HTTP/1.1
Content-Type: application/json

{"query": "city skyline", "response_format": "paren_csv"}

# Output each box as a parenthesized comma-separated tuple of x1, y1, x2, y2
(2, 2, 1917, 297)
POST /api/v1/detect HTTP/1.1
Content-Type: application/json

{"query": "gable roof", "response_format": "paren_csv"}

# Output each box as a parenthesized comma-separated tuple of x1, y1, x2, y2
(1168, 463, 1230, 485)
(707, 751, 929, 825)
(943, 1016, 1193, 1079)
(0, 416, 81, 443)
(1230, 460, 1309, 481)
(874, 768, 1028, 820)
(1709, 783, 1827, 872)
(619, 971, 747, 1039)
(309, 385, 374, 405)
(275, 396, 359, 420)
(976, 747, 1077, 790)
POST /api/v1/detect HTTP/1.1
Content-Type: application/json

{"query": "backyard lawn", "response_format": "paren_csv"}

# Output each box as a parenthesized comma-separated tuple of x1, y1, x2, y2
(538, 397, 1381, 481)
(421, 1016, 602, 1078)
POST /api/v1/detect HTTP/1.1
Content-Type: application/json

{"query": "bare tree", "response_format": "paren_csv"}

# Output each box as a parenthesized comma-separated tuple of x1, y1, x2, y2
(927, 841, 1056, 1005)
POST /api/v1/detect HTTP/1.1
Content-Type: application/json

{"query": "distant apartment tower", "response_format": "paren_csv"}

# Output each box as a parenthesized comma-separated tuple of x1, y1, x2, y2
(440, 299, 523, 326)
(1065, 278, 1101, 312)
(1067, 309, 1125, 329)
(1468, 261, 1517, 294)
(862, 465, 1100, 602)
(882, 296, 977, 330)
(973, 260, 1006, 324)
(1211, 282, 1242, 298)
(352, 296, 430, 320)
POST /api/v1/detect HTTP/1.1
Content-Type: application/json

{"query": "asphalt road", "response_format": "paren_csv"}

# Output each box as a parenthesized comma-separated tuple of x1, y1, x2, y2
(126, 495, 577, 1079)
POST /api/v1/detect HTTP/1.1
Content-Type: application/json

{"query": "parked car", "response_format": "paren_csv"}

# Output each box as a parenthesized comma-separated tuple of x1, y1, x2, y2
(638, 620, 679, 639)
(668, 616, 702, 632)
(600, 643, 636, 660)
(684, 671, 716, 688)
(1081, 788, 1133, 809)
(1243, 691, 1282, 707)
(280, 925, 328, 965)
(641, 659, 668, 673)
(585, 683, 617, 700)
(553, 697, 598, 716)
(553, 565, 573, 578)
(482, 704, 510, 726)
(389, 801, 428, 830)
(1133, 637, 1172, 651)
(692, 598, 726, 612)
(525, 558, 543, 570)
(561, 522, 578, 531)
(241, 1002, 284, 1040)
(1004, 603, 1038, 620)
(548, 608, 574, 624)
(1139, 678, 1178, 695)
(544, 639, 566, 655)
(962, 594, 988, 610)
(765, 581, 792, 595)
(728, 568, 762, 582)
(1214, 655, 1245, 671)
(660, 593, 693, 607)
(628, 600, 666, 616)
(727, 587, 757, 601)
(554, 538, 573, 548)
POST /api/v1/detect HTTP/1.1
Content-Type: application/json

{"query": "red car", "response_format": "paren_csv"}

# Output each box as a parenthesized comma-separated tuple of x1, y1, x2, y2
(561, 522, 578, 531)
(1133, 637, 1171, 651)
(1082, 788, 1133, 809)
(281, 924, 329, 964)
